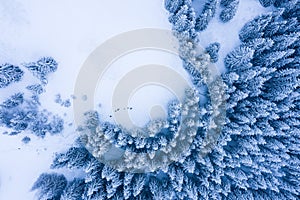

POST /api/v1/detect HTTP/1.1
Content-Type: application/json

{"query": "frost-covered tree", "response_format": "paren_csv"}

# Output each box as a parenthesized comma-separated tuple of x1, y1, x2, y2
(31, 173, 67, 200)
(123, 173, 133, 199)
(173, 5, 195, 33)
(0, 63, 24, 88)
(259, 0, 276, 7)
(83, 176, 106, 200)
(195, 0, 217, 31)
(149, 178, 166, 200)
(224, 46, 254, 70)
(271, 32, 300, 51)
(205, 42, 220, 63)
(243, 38, 274, 53)
(51, 147, 91, 169)
(48, 115, 64, 135)
(0, 93, 24, 109)
(220, 0, 239, 22)
(132, 174, 146, 197)
(167, 1, 197, 39)
(274, 0, 298, 9)
(164, 0, 184, 14)
(23, 57, 58, 84)
(60, 178, 85, 200)
(239, 12, 273, 42)
(83, 99, 181, 155)
(28, 112, 63, 138)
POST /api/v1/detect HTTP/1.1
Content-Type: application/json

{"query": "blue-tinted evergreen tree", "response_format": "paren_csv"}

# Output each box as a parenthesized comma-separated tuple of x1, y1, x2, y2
(205, 42, 220, 63)
(164, 0, 184, 14)
(271, 32, 300, 51)
(259, 0, 276, 7)
(220, 0, 240, 22)
(31, 173, 67, 200)
(0, 63, 24, 88)
(224, 46, 254, 70)
(0, 93, 24, 109)
(239, 13, 273, 42)
(132, 174, 146, 197)
(60, 178, 85, 200)
(168, 1, 197, 39)
(51, 147, 91, 169)
(195, 0, 217, 31)
(23, 57, 58, 84)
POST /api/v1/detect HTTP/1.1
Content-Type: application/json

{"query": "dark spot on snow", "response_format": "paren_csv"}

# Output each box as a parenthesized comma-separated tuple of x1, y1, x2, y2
(22, 136, 31, 144)
(82, 95, 87, 101)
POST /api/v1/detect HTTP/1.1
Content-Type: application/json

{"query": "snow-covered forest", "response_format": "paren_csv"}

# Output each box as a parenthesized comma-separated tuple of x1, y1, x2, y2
(0, 0, 299, 199)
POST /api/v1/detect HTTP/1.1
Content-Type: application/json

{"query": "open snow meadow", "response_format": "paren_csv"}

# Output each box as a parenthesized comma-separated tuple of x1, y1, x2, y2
(0, 0, 299, 199)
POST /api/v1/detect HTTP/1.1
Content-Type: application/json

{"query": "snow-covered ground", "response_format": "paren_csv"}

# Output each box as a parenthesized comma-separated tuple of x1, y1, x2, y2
(0, 0, 270, 199)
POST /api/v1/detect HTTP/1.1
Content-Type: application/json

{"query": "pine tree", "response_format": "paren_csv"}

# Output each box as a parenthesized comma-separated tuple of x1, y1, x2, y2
(23, 57, 58, 84)
(168, 3, 196, 38)
(0, 93, 24, 109)
(51, 147, 91, 169)
(123, 173, 133, 199)
(195, 0, 217, 31)
(271, 32, 300, 51)
(243, 38, 274, 54)
(132, 174, 146, 197)
(31, 173, 67, 200)
(259, 0, 276, 7)
(83, 176, 106, 200)
(205, 42, 220, 63)
(61, 178, 85, 200)
(164, 0, 184, 14)
(149, 178, 165, 200)
(174, 10, 192, 33)
(220, 0, 239, 22)
(239, 13, 273, 42)
(224, 46, 254, 70)
(0, 63, 24, 88)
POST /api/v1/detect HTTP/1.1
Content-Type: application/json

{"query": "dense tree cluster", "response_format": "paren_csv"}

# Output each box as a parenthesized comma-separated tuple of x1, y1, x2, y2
(195, 0, 218, 31)
(23, 57, 58, 84)
(82, 100, 181, 154)
(0, 63, 24, 88)
(31, 1, 299, 199)
(205, 42, 221, 63)
(166, 0, 197, 39)
(0, 92, 64, 137)
(219, 0, 240, 23)
(219, 4, 300, 199)
(78, 88, 202, 173)
(0, 57, 64, 138)
(32, 173, 67, 200)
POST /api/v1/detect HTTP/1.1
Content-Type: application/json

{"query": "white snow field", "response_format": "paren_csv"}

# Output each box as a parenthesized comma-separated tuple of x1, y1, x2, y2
(0, 0, 269, 199)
